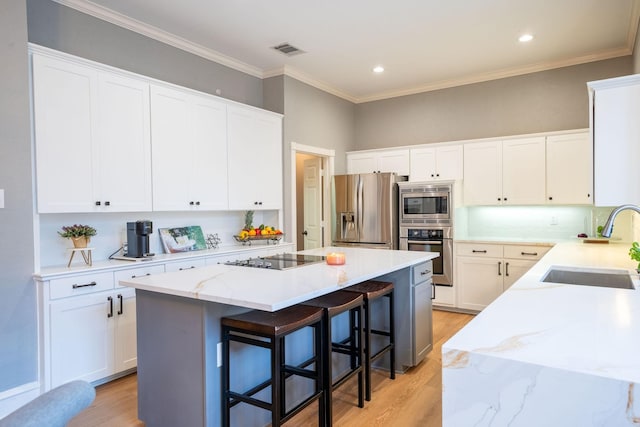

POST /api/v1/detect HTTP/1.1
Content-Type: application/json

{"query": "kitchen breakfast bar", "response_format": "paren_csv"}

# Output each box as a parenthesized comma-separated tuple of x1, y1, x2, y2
(120, 247, 436, 426)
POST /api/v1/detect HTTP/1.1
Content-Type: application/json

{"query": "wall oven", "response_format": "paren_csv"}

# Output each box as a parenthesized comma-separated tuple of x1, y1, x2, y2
(399, 226, 452, 286)
(398, 181, 454, 291)
(398, 182, 452, 224)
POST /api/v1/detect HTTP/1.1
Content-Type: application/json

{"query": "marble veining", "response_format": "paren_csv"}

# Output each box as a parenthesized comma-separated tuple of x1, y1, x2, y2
(443, 241, 640, 425)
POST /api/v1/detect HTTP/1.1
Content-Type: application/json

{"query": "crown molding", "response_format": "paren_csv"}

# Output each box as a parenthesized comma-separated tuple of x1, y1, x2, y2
(356, 47, 632, 103)
(264, 66, 358, 103)
(51, 0, 638, 105)
(51, 0, 263, 78)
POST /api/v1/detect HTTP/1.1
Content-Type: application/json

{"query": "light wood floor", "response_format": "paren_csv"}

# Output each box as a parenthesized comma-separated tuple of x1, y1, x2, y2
(69, 310, 474, 427)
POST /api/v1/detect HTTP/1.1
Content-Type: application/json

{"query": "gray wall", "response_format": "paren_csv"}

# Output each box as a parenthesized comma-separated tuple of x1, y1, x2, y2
(0, 0, 37, 393)
(282, 76, 356, 174)
(354, 57, 633, 150)
(26, 0, 263, 107)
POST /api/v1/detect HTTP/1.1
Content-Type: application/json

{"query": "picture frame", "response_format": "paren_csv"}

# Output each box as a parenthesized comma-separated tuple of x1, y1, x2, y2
(159, 226, 207, 253)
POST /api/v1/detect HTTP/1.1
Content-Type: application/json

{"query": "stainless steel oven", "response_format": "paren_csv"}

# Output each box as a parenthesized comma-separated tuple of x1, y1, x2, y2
(399, 226, 452, 286)
(398, 182, 452, 224)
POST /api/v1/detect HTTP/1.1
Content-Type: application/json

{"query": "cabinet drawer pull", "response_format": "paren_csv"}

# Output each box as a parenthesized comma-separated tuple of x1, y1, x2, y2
(117, 294, 123, 315)
(431, 282, 436, 300)
(72, 281, 97, 289)
(505, 262, 510, 277)
(420, 270, 432, 276)
(131, 273, 151, 279)
(107, 296, 114, 318)
(521, 251, 538, 256)
(179, 266, 196, 271)
(472, 250, 487, 253)
(498, 261, 502, 276)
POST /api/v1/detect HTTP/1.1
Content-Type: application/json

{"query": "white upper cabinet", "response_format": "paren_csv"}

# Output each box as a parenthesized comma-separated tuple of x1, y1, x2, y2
(32, 53, 152, 213)
(589, 75, 640, 206)
(501, 137, 546, 205)
(227, 105, 283, 210)
(546, 132, 592, 205)
(463, 137, 545, 205)
(347, 149, 410, 175)
(150, 84, 228, 211)
(463, 141, 503, 205)
(409, 144, 462, 182)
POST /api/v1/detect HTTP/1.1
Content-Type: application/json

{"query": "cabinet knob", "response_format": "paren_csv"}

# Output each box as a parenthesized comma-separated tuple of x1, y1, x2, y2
(548, 196, 553, 201)
(587, 193, 591, 198)
(431, 174, 435, 177)
(497, 198, 501, 201)
(95, 201, 101, 206)
(196, 201, 200, 206)
(189, 201, 194, 206)
(436, 173, 440, 177)
(504, 197, 508, 201)
(105, 201, 110, 206)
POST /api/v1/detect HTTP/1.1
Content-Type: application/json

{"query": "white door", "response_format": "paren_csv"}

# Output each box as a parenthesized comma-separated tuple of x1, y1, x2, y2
(502, 137, 546, 205)
(409, 148, 436, 181)
(303, 157, 323, 249)
(463, 141, 502, 205)
(546, 132, 592, 205)
(114, 288, 138, 372)
(97, 72, 152, 212)
(50, 293, 114, 387)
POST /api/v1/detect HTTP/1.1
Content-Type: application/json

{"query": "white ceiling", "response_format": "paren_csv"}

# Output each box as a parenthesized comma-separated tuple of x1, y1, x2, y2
(55, 0, 640, 103)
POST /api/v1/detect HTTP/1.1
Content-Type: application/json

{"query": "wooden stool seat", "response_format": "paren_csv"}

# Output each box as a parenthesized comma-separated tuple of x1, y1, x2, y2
(222, 304, 324, 336)
(343, 280, 395, 402)
(221, 304, 325, 427)
(344, 280, 394, 300)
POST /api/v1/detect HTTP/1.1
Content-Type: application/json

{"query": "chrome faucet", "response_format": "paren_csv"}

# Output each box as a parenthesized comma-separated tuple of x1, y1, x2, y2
(600, 204, 640, 238)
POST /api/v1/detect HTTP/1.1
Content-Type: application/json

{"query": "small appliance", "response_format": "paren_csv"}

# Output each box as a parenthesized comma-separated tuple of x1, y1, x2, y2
(125, 220, 154, 259)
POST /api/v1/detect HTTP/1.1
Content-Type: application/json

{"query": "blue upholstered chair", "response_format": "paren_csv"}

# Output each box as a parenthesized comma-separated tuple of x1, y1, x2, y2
(0, 380, 95, 427)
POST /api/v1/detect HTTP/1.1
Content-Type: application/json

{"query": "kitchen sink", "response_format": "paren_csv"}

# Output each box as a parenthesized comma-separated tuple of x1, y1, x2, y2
(541, 266, 636, 290)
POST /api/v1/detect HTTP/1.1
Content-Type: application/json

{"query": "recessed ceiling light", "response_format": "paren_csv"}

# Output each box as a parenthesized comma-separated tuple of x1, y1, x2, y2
(519, 34, 534, 43)
(373, 66, 384, 73)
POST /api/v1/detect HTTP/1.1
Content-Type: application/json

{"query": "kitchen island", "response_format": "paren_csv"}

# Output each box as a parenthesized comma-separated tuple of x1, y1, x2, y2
(120, 246, 436, 427)
(443, 241, 640, 426)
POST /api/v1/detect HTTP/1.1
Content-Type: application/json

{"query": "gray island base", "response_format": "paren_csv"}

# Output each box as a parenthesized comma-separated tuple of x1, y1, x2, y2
(122, 247, 436, 426)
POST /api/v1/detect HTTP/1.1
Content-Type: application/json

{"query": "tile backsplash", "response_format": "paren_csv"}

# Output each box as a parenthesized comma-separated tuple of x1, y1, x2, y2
(455, 205, 634, 242)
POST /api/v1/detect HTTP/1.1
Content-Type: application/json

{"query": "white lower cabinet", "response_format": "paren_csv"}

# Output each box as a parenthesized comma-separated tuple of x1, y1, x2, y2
(455, 242, 550, 311)
(38, 265, 166, 390)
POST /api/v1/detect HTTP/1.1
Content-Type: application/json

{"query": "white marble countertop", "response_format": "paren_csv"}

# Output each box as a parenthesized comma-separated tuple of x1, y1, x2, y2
(34, 242, 294, 279)
(120, 247, 436, 311)
(444, 240, 640, 383)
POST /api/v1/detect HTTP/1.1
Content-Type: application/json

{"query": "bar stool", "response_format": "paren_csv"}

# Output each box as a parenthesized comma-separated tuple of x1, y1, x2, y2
(303, 290, 364, 424)
(343, 280, 395, 401)
(221, 304, 325, 427)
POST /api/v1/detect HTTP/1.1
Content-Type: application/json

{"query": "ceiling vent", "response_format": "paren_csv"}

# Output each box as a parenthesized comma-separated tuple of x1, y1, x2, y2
(271, 43, 305, 56)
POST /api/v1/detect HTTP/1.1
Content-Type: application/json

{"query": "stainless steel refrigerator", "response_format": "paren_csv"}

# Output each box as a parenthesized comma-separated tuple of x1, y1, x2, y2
(332, 172, 402, 249)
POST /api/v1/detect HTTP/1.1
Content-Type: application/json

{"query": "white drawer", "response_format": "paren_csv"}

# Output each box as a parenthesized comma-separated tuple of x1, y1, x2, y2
(456, 242, 503, 258)
(49, 271, 114, 300)
(503, 245, 551, 260)
(413, 261, 433, 284)
(114, 264, 165, 288)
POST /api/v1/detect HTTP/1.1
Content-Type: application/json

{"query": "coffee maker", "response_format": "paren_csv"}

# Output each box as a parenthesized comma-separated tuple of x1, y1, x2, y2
(125, 220, 154, 258)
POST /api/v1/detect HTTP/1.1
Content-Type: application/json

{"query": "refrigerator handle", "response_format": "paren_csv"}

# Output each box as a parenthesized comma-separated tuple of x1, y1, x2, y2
(357, 176, 364, 239)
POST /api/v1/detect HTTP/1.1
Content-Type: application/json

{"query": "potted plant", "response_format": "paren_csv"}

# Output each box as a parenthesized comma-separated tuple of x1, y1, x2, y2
(58, 224, 97, 248)
(629, 242, 640, 272)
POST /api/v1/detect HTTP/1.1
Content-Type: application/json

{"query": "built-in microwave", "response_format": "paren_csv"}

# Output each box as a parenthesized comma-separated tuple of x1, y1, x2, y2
(398, 182, 452, 224)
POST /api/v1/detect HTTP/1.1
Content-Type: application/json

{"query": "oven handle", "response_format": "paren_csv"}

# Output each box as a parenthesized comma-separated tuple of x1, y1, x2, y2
(407, 240, 443, 245)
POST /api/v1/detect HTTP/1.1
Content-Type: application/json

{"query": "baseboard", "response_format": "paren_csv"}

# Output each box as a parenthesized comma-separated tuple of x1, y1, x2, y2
(0, 381, 41, 418)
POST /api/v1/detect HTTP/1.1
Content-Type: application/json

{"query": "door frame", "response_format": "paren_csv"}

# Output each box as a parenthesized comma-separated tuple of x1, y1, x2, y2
(288, 142, 335, 251)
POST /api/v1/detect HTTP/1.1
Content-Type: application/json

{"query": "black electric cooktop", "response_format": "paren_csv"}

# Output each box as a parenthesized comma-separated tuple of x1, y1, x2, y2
(223, 254, 325, 270)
